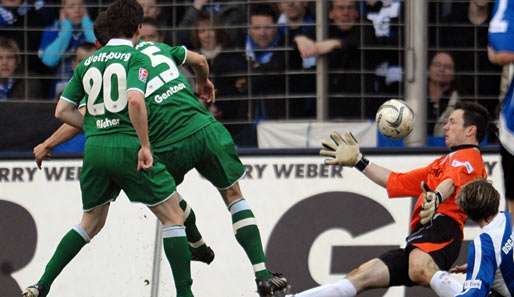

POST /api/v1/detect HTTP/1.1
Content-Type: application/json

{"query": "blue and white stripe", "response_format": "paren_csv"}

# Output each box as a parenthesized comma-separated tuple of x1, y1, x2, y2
(457, 212, 514, 297)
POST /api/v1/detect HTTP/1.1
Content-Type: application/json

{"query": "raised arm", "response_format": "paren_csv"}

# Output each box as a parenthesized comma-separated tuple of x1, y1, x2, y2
(184, 49, 215, 102)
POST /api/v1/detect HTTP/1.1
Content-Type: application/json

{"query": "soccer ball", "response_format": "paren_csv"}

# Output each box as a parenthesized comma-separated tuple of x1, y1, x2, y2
(376, 99, 415, 140)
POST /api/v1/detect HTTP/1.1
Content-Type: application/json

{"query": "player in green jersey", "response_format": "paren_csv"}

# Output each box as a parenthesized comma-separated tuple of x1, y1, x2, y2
(105, 14, 290, 297)
(23, 2, 194, 297)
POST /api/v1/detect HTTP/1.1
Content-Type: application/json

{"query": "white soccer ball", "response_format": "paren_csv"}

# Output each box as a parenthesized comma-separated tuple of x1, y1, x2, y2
(376, 99, 415, 140)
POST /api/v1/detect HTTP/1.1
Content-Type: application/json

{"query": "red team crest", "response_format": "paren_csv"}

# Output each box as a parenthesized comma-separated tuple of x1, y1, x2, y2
(138, 68, 148, 82)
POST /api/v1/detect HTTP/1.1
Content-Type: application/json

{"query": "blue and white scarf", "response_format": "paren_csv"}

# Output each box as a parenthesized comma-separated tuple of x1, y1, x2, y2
(0, 78, 15, 100)
(245, 34, 280, 65)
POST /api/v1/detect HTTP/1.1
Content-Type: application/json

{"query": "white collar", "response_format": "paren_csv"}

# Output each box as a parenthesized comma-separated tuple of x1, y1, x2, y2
(106, 38, 134, 47)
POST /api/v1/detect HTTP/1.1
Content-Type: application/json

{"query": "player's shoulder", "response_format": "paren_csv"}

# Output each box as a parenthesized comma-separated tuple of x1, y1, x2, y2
(450, 148, 484, 163)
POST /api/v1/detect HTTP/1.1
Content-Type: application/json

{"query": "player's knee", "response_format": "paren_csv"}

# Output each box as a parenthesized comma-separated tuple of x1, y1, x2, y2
(408, 262, 431, 285)
(220, 183, 243, 205)
(81, 218, 106, 239)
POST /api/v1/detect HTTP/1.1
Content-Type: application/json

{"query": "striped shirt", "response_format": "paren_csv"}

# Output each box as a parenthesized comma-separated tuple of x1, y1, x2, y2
(457, 212, 514, 297)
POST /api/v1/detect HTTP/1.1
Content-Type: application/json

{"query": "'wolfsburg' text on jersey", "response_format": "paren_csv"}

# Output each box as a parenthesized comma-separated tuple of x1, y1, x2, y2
(135, 41, 214, 151)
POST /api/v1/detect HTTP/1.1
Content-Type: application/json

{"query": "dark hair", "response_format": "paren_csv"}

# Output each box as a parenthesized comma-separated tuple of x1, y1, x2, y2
(141, 17, 162, 37)
(249, 4, 278, 23)
(0, 37, 20, 64)
(190, 12, 229, 50)
(457, 179, 499, 222)
(105, 0, 144, 38)
(454, 101, 489, 143)
(94, 11, 111, 46)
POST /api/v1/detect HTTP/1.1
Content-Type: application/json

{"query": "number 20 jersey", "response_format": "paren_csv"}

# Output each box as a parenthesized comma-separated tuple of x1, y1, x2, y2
(135, 41, 215, 152)
(61, 39, 150, 138)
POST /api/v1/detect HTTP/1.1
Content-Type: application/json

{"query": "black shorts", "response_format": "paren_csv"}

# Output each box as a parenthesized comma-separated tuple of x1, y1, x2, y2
(501, 145, 514, 199)
(378, 214, 462, 287)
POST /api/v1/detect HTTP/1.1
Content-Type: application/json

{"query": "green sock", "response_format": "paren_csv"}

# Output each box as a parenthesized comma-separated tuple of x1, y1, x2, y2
(38, 227, 89, 291)
(162, 225, 193, 297)
(179, 199, 209, 253)
(229, 199, 272, 280)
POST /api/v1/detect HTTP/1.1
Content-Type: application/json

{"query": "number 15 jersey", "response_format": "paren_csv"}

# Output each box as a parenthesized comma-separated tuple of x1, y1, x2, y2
(135, 41, 215, 152)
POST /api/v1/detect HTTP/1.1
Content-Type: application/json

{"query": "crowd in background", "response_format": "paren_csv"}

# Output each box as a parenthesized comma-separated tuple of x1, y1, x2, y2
(0, 0, 503, 141)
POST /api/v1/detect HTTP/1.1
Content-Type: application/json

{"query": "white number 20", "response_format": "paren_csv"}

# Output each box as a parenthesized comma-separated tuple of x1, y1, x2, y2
(84, 63, 127, 116)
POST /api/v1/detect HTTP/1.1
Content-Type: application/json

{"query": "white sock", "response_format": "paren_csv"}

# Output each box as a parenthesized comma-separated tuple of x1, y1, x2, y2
(291, 279, 357, 297)
(430, 271, 462, 297)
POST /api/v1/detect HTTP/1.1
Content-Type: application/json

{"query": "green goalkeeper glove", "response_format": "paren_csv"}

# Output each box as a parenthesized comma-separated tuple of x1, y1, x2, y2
(320, 131, 363, 167)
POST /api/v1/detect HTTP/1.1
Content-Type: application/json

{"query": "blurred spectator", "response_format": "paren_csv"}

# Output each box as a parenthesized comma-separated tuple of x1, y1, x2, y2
(244, 3, 286, 120)
(177, 0, 247, 48)
(278, 0, 316, 118)
(0, 0, 56, 74)
(427, 51, 461, 137)
(0, 37, 41, 100)
(139, 17, 164, 42)
(364, 0, 403, 100)
(189, 12, 246, 121)
(295, 0, 362, 118)
(54, 41, 95, 96)
(39, 0, 95, 98)
(138, 0, 160, 19)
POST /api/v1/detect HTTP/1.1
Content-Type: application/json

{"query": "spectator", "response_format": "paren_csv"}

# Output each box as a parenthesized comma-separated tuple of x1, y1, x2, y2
(177, 0, 247, 48)
(189, 12, 246, 121)
(244, 3, 287, 121)
(139, 17, 164, 42)
(138, 0, 160, 19)
(0, 0, 56, 76)
(427, 51, 461, 137)
(0, 37, 41, 100)
(295, 0, 361, 118)
(278, 0, 316, 118)
(38, 0, 96, 98)
(54, 42, 95, 96)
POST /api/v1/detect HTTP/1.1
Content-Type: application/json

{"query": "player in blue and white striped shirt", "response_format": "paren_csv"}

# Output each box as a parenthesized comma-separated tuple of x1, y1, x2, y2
(488, 0, 514, 223)
(455, 179, 514, 297)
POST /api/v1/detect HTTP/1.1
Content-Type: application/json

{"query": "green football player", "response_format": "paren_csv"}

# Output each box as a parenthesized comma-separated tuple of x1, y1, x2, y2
(23, 1, 194, 297)
(101, 11, 290, 297)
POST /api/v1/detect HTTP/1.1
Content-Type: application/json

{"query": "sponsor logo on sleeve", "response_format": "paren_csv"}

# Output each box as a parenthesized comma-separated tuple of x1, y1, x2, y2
(138, 68, 148, 82)
(451, 159, 474, 174)
(463, 280, 482, 290)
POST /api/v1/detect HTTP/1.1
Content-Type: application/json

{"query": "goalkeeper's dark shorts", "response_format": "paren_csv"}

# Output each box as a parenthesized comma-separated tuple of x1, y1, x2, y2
(378, 214, 462, 287)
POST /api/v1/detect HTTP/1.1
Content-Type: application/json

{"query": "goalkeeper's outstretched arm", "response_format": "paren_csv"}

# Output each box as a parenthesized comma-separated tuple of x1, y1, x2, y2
(360, 163, 392, 188)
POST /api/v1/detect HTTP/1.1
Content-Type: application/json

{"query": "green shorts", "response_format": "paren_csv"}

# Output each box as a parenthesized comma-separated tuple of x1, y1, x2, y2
(80, 135, 175, 211)
(155, 122, 245, 189)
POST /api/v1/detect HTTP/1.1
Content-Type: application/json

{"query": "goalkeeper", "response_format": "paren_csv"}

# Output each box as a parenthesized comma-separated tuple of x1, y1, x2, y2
(290, 102, 488, 297)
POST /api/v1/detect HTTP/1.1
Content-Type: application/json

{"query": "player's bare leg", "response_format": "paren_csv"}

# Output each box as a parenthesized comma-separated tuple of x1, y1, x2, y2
(409, 249, 461, 297)
(23, 204, 110, 297)
(150, 192, 193, 297)
(288, 258, 388, 297)
(220, 182, 289, 297)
